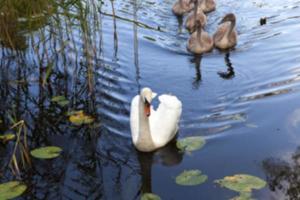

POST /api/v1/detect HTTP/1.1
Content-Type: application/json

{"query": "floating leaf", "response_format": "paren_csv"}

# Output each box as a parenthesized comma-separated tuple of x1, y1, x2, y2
(176, 136, 205, 152)
(215, 174, 266, 193)
(51, 96, 69, 107)
(231, 192, 253, 200)
(69, 111, 94, 125)
(175, 169, 207, 186)
(0, 181, 27, 199)
(30, 146, 62, 159)
(0, 134, 15, 142)
(141, 193, 161, 200)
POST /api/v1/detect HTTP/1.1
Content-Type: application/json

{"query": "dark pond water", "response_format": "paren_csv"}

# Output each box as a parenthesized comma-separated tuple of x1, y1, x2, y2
(1, 0, 300, 199)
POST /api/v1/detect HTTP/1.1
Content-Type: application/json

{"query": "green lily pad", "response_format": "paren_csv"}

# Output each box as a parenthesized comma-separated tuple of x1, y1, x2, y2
(69, 111, 94, 126)
(215, 174, 266, 193)
(51, 96, 69, 107)
(30, 146, 62, 159)
(175, 169, 207, 186)
(0, 181, 27, 199)
(0, 134, 15, 142)
(231, 192, 253, 200)
(176, 136, 206, 152)
(141, 193, 161, 200)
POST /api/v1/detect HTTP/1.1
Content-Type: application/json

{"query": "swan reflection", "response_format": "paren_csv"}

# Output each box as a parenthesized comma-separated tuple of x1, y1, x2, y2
(137, 139, 183, 194)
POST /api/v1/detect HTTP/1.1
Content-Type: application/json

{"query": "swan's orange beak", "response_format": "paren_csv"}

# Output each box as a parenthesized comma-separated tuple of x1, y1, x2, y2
(144, 102, 151, 117)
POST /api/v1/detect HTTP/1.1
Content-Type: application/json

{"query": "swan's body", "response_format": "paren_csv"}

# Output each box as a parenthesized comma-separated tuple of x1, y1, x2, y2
(199, 0, 216, 13)
(185, 0, 207, 33)
(172, 0, 194, 16)
(187, 20, 213, 54)
(130, 88, 182, 152)
(213, 13, 237, 49)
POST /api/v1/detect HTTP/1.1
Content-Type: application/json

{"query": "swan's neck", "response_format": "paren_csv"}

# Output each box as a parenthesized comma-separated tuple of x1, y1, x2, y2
(136, 97, 155, 151)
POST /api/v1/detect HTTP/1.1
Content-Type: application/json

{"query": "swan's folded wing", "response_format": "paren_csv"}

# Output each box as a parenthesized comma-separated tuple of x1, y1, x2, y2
(130, 95, 140, 144)
(150, 94, 182, 146)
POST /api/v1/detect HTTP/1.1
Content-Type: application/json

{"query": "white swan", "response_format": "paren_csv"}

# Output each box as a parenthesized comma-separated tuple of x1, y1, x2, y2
(130, 88, 182, 152)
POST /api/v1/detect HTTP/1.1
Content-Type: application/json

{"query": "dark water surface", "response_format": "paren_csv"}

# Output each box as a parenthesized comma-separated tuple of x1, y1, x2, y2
(1, 0, 300, 199)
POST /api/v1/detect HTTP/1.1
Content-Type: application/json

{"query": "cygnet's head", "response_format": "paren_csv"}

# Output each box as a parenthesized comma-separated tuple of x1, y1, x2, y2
(219, 13, 236, 24)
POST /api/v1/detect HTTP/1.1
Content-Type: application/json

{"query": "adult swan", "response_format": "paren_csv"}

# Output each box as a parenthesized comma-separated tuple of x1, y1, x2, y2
(130, 88, 182, 152)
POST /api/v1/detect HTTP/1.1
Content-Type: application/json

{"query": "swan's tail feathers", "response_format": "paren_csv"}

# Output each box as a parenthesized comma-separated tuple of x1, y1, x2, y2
(158, 94, 182, 109)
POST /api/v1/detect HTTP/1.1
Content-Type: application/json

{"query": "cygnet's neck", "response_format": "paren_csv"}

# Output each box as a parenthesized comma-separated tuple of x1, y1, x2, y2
(225, 19, 235, 39)
(196, 25, 202, 43)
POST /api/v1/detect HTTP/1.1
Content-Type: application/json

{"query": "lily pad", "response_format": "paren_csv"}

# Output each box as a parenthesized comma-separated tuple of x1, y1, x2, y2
(141, 193, 161, 200)
(231, 192, 253, 200)
(176, 136, 205, 152)
(215, 174, 266, 193)
(0, 181, 27, 199)
(30, 146, 62, 159)
(0, 134, 15, 142)
(69, 110, 94, 126)
(175, 169, 207, 186)
(51, 96, 69, 107)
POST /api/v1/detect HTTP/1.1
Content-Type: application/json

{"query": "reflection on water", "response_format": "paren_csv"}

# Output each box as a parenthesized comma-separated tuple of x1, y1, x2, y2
(218, 53, 235, 79)
(190, 54, 202, 89)
(133, 0, 141, 92)
(1, 0, 300, 198)
(0, 0, 55, 50)
(263, 146, 300, 200)
(137, 139, 183, 195)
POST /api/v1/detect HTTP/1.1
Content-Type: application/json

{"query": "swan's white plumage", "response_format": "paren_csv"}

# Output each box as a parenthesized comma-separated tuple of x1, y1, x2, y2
(130, 95, 140, 145)
(150, 95, 182, 147)
(130, 91, 182, 152)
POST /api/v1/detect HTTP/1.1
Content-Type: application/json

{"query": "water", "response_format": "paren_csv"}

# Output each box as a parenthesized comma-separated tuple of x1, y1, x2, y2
(1, 0, 300, 199)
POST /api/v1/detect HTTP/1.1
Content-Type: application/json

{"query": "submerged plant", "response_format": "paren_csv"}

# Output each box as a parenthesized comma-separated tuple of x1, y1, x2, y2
(7, 120, 31, 176)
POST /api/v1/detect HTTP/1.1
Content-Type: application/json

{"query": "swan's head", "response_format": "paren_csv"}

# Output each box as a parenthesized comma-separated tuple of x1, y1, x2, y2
(219, 13, 236, 24)
(140, 87, 157, 117)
